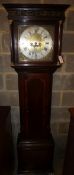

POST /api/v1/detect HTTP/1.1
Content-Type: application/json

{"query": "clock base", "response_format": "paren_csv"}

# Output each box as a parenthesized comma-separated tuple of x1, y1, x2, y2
(17, 172, 54, 175)
(17, 134, 54, 174)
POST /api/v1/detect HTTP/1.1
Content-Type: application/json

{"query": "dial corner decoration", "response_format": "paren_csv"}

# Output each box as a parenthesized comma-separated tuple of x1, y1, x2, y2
(18, 25, 54, 62)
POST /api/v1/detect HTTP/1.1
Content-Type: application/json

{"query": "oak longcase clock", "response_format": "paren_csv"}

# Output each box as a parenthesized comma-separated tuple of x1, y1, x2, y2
(3, 4, 69, 175)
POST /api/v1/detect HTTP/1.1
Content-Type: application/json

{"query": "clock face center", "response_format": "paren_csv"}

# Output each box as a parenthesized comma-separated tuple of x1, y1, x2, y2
(29, 33, 43, 51)
(28, 33, 45, 52)
(19, 26, 53, 60)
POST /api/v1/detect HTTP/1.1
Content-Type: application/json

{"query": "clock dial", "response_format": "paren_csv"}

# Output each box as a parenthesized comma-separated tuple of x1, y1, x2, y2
(18, 26, 54, 61)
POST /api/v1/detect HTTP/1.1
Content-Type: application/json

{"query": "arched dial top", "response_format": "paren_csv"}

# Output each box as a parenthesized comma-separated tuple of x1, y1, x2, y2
(18, 25, 54, 61)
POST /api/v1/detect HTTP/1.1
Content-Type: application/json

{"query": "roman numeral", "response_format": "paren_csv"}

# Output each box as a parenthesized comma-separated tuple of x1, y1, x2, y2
(46, 42, 49, 45)
(44, 47, 47, 51)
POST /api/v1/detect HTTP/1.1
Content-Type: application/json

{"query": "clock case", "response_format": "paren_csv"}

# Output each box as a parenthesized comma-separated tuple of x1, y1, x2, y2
(3, 4, 69, 174)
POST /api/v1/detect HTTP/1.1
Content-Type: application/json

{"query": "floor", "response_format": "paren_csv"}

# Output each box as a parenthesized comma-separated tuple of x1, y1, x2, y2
(0, 157, 64, 175)
(54, 158, 64, 175)
(1, 144, 65, 175)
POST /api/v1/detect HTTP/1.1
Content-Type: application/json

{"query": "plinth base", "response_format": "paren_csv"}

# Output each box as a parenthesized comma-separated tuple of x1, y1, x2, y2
(17, 134, 54, 174)
(17, 173, 54, 175)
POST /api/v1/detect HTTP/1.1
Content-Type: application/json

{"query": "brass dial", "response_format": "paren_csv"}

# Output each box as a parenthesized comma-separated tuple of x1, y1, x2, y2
(19, 25, 53, 60)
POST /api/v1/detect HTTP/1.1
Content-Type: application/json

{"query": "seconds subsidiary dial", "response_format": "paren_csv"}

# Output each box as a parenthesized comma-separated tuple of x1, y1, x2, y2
(19, 25, 54, 61)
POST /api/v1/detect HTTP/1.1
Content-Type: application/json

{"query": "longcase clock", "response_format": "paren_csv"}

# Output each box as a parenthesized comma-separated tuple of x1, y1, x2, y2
(3, 4, 69, 175)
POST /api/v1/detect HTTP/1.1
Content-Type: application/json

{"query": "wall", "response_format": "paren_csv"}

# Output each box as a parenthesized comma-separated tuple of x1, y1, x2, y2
(0, 0, 74, 174)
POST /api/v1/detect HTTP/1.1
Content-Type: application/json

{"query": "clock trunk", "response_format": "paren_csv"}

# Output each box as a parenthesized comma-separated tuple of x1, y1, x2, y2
(17, 72, 54, 173)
